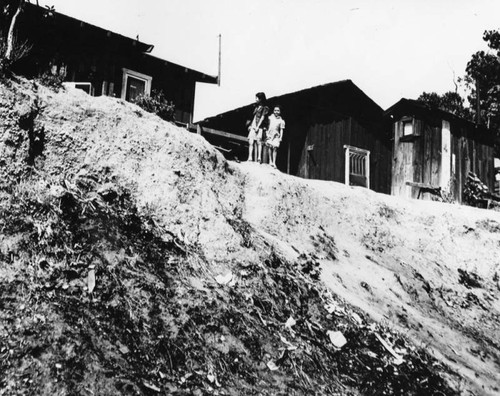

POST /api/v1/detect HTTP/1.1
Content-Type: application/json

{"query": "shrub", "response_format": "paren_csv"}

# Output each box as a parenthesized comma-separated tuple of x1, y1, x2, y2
(134, 89, 175, 122)
(37, 67, 65, 91)
(463, 172, 489, 206)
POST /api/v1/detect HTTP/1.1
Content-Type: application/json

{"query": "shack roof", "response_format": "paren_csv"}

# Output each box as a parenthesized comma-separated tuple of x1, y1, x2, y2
(203, 79, 383, 125)
(22, 3, 217, 84)
(385, 98, 495, 145)
(385, 98, 477, 128)
(142, 53, 218, 85)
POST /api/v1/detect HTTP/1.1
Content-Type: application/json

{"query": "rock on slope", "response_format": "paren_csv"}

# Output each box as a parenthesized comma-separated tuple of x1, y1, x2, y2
(0, 77, 499, 395)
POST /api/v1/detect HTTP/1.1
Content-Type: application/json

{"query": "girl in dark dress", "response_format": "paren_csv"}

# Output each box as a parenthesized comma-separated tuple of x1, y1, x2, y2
(247, 92, 269, 163)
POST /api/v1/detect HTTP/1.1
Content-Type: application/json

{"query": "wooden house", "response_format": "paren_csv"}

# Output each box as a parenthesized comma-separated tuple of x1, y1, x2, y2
(202, 80, 392, 194)
(385, 99, 495, 202)
(11, 3, 217, 124)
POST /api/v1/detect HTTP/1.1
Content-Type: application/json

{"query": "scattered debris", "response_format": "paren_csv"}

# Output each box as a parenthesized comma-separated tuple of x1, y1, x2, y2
(284, 316, 296, 329)
(327, 330, 347, 348)
(207, 374, 221, 387)
(215, 272, 233, 285)
(143, 382, 161, 392)
(279, 334, 298, 351)
(266, 361, 279, 371)
(87, 268, 96, 293)
(374, 333, 404, 365)
(118, 343, 130, 355)
(0, 77, 486, 396)
(350, 312, 363, 326)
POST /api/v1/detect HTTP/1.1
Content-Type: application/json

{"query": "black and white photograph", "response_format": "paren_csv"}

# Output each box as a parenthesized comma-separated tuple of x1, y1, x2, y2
(1, 1, 500, 395)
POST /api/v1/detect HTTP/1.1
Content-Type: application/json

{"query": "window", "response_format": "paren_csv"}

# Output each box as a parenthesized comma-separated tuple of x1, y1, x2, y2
(399, 117, 419, 142)
(402, 119, 413, 136)
(64, 82, 93, 95)
(121, 68, 152, 102)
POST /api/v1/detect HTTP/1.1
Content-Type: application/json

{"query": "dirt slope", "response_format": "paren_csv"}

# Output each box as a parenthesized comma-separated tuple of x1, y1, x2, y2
(0, 77, 499, 395)
(239, 163, 500, 395)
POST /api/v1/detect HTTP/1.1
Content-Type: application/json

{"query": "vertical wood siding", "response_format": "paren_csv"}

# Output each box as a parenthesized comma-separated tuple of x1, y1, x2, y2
(297, 116, 391, 194)
(392, 115, 494, 202)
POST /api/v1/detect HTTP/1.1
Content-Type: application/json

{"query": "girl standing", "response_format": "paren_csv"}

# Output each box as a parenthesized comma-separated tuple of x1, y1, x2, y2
(266, 105, 285, 168)
(247, 92, 269, 163)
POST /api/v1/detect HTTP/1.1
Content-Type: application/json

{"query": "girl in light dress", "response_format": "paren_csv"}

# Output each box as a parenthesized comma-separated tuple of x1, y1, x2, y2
(265, 105, 285, 168)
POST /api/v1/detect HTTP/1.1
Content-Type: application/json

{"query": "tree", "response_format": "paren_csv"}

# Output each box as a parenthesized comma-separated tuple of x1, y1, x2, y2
(4, 0, 24, 61)
(0, 0, 28, 72)
(417, 92, 441, 109)
(416, 91, 471, 119)
(463, 31, 500, 129)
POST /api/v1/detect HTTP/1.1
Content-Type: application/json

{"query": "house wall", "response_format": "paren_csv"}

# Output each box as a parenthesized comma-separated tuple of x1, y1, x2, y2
(13, 4, 204, 125)
(201, 81, 389, 191)
(391, 116, 494, 202)
(295, 115, 391, 194)
(124, 56, 198, 124)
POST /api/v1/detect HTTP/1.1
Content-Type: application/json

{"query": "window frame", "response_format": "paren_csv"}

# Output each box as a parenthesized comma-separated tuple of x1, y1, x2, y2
(402, 117, 414, 137)
(399, 116, 419, 142)
(121, 68, 153, 101)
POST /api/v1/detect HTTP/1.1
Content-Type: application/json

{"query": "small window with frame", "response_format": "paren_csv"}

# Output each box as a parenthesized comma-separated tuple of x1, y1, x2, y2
(402, 118, 413, 136)
(400, 116, 418, 142)
(121, 68, 152, 102)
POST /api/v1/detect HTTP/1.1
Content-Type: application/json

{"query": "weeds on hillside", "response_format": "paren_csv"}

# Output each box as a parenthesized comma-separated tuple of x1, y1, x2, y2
(37, 67, 65, 91)
(0, 172, 459, 395)
(134, 89, 175, 122)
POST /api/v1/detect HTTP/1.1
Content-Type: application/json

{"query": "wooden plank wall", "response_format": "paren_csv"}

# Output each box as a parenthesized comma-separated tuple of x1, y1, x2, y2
(451, 125, 466, 203)
(392, 118, 442, 199)
(412, 119, 424, 187)
(449, 123, 494, 202)
(392, 121, 415, 197)
(392, 116, 494, 202)
(473, 141, 494, 191)
(296, 116, 391, 194)
(431, 125, 442, 190)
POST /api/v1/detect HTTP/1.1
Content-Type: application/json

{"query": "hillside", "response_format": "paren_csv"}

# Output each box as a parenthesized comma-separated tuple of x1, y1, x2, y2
(0, 77, 499, 395)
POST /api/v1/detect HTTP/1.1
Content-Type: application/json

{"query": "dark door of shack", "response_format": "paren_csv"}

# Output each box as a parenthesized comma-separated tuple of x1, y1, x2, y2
(125, 76, 146, 102)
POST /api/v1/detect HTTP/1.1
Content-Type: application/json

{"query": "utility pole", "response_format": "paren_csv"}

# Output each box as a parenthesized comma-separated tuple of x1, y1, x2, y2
(218, 34, 221, 87)
(476, 79, 481, 124)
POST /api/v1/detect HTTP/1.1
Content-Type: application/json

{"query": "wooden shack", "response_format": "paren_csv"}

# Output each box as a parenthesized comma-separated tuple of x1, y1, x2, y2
(11, 3, 217, 124)
(385, 99, 495, 202)
(202, 80, 392, 194)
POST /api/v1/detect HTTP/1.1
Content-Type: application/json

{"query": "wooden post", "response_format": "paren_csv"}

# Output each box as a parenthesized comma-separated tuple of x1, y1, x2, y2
(304, 136, 308, 179)
(476, 79, 481, 124)
(101, 81, 108, 96)
(366, 151, 370, 190)
(218, 34, 222, 87)
(287, 141, 291, 174)
(197, 124, 202, 135)
(344, 146, 350, 186)
(440, 120, 451, 193)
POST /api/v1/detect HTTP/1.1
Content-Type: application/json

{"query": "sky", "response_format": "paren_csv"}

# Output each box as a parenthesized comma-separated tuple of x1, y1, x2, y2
(38, 0, 500, 122)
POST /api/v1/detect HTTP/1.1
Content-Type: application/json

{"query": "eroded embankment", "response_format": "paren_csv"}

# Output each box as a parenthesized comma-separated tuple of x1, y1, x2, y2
(0, 77, 497, 395)
(238, 162, 500, 395)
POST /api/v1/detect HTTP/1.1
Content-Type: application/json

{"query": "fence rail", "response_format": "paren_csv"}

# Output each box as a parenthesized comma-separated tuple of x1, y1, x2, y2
(344, 145, 370, 189)
(174, 122, 248, 145)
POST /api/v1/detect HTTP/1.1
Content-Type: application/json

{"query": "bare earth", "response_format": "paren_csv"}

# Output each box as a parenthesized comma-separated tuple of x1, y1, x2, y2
(1, 78, 499, 395)
(240, 161, 500, 395)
